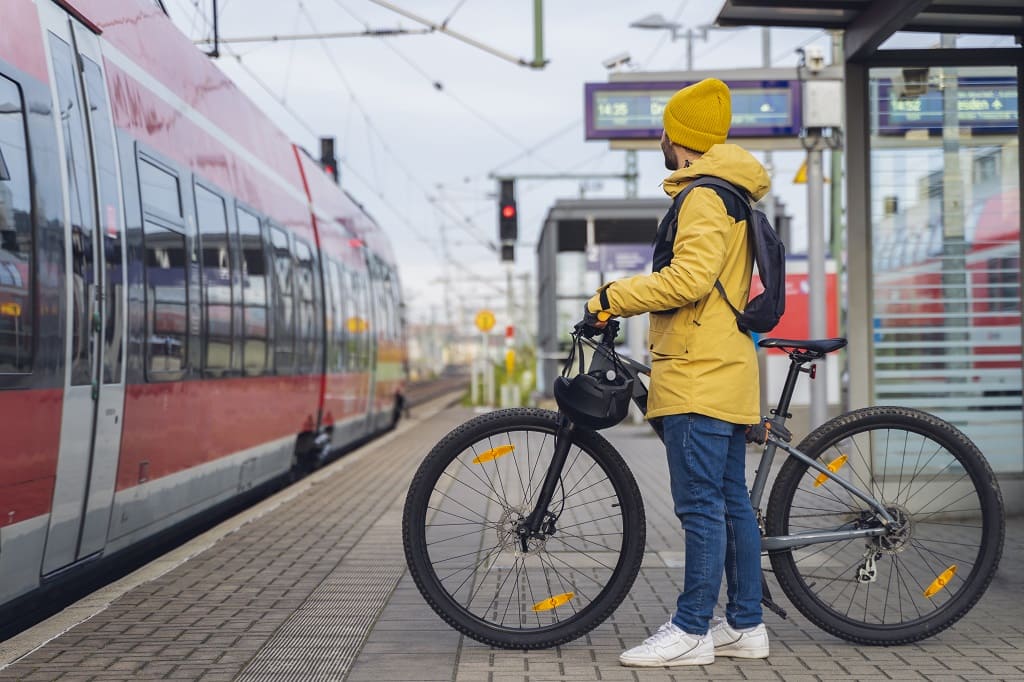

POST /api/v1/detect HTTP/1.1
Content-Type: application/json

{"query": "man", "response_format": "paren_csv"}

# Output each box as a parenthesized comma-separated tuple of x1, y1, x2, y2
(582, 78, 771, 667)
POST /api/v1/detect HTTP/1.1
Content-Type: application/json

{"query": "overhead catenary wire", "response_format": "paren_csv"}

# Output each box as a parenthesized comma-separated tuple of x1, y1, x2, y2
(190, 7, 447, 262)
(327, 0, 560, 169)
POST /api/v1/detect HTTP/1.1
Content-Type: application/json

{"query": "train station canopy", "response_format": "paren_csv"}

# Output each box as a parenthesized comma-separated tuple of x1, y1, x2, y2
(716, 1, 1024, 61)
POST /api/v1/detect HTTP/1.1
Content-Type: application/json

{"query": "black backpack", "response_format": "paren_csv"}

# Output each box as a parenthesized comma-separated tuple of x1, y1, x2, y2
(653, 176, 786, 334)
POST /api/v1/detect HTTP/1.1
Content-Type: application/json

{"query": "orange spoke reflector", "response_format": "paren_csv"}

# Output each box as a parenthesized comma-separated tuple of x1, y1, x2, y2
(924, 564, 958, 598)
(814, 454, 848, 487)
(472, 445, 514, 464)
(532, 592, 574, 612)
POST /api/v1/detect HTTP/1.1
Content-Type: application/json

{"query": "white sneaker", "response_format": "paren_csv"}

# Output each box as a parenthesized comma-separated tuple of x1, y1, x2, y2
(709, 617, 770, 658)
(619, 621, 714, 667)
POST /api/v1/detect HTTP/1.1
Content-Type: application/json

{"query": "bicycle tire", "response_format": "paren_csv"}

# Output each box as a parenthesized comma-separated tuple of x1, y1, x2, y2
(766, 406, 1004, 645)
(402, 408, 646, 649)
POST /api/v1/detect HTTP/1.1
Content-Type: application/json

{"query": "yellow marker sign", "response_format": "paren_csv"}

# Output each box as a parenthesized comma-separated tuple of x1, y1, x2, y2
(505, 349, 515, 376)
(793, 159, 807, 184)
(346, 317, 368, 333)
(793, 158, 829, 185)
(0, 302, 21, 317)
(532, 592, 574, 612)
(471, 445, 514, 464)
(475, 310, 496, 333)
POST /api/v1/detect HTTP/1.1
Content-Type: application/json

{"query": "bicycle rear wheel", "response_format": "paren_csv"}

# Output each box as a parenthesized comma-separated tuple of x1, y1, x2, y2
(766, 407, 1004, 645)
(402, 408, 645, 649)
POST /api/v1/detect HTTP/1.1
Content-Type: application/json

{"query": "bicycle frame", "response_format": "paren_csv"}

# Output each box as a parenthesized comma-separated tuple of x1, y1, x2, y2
(527, 327, 896, 553)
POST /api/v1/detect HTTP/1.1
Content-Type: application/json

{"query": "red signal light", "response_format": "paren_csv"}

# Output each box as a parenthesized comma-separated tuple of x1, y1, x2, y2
(501, 204, 516, 219)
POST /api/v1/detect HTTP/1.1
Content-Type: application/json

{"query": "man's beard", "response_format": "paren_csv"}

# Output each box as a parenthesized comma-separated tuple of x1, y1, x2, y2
(661, 135, 678, 171)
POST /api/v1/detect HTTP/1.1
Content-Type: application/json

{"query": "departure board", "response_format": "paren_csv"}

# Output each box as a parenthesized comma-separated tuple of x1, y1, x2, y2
(584, 80, 802, 140)
(877, 77, 1017, 135)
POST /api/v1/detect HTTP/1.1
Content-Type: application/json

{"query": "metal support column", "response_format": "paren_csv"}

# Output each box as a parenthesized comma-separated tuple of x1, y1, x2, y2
(807, 142, 828, 428)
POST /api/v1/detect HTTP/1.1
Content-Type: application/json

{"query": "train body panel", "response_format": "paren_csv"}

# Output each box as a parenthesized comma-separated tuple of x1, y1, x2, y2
(0, 0, 407, 609)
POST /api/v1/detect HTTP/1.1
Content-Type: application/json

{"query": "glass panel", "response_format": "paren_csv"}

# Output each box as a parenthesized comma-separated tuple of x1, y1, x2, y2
(869, 66, 1021, 473)
(269, 226, 294, 373)
(556, 251, 600, 298)
(139, 158, 181, 218)
(0, 75, 32, 373)
(236, 207, 267, 375)
(81, 57, 123, 384)
(294, 239, 318, 372)
(51, 34, 97, 387)
(331, 260, 347, 372)
(195, 185, 232, 375)
(347, 267, 370, 371)
(144, 222, 188, 379)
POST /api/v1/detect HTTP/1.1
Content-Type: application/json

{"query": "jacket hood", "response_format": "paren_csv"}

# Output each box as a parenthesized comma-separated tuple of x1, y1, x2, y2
(663, 143, 770, 202)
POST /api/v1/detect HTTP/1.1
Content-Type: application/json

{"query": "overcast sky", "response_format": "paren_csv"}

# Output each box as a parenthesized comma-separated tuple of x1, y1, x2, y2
(162, 0, 1012, 329)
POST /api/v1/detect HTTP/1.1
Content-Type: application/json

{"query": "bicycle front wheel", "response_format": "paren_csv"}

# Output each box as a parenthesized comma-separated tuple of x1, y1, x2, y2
(402, 408, 645, 649)
(766, 407, 1004, 645)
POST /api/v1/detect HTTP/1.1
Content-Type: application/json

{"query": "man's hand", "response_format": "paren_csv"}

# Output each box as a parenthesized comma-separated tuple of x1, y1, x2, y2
(577, 304, 611, 337)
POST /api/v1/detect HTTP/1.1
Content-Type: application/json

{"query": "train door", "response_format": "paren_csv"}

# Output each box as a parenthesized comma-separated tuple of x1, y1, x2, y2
(38, 3, 127, 574)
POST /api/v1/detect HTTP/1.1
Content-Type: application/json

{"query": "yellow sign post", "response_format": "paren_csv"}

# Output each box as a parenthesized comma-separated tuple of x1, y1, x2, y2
(475, 309, 496, 333)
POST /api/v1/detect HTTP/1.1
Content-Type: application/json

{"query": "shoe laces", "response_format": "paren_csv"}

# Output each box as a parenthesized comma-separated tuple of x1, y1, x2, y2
(644, 621, 685, 647)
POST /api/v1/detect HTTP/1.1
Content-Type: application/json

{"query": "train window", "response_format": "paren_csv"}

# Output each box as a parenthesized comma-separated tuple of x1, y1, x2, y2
(323, 258, 337, 372)
(51, 35, 97, 387)
(139, 158, 181, 219)
(329, 260, 347, 373)
(269, 226, 294, 373)
(143, 221, 188, 380)
(236, 208, 268, 375)
(293, 239, 319, 373)
(348, 267, 370, 371)
(81, 57, 123, 385)
(0, 75, 33, 374)
(195, 185, 233, 376)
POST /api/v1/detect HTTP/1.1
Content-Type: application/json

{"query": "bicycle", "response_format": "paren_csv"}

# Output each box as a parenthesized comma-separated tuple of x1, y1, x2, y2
(402, 320, 1005, 650)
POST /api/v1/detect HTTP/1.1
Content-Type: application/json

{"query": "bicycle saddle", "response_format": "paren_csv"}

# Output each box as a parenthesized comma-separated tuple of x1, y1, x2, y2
(758, 337, 848, 356)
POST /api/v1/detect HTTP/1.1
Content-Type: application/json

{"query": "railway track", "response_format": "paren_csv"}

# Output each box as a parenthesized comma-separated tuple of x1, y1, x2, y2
(404, 373, 470, 408)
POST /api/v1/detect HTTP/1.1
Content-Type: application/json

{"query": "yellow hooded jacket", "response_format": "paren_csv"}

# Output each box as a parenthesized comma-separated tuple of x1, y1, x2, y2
(587, 144, 770, 424)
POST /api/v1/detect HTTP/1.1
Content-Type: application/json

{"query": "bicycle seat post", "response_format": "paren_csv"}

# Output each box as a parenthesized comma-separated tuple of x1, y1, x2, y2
(771, 356, 809, 429)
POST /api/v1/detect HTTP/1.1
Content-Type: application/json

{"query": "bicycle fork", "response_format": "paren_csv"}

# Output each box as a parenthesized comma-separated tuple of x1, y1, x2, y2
(520, 417, 576, 546)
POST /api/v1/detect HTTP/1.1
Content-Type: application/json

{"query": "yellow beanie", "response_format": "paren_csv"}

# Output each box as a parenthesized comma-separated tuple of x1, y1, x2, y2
(663, 78, 731, 152)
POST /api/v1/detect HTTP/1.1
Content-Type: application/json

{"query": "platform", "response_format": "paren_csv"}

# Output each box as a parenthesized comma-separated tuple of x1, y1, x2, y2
(1, 397, 1022, 681)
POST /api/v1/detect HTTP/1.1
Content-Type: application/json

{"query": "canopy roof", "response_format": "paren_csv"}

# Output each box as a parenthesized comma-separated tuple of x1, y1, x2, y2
(716, 1, 1023, 61)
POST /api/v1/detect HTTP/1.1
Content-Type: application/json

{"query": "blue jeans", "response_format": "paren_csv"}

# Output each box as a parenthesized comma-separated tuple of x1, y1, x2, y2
(663, 413, 763, 635)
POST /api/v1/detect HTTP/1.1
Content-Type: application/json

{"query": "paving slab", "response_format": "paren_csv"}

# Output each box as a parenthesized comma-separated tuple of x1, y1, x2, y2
(0, 408, 1021, 681)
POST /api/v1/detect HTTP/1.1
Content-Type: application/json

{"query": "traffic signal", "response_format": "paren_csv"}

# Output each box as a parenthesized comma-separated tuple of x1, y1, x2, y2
(498, 179, 517, 242)
(320, 137, 339, 184)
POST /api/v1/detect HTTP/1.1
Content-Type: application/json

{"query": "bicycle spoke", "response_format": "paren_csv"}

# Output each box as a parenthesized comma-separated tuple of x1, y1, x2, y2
(440, 469, 506, 509)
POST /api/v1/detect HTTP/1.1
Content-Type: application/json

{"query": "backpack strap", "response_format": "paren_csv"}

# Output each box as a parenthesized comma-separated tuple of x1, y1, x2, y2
(670, 177, 754, 318)
(689, 178, 755, 319)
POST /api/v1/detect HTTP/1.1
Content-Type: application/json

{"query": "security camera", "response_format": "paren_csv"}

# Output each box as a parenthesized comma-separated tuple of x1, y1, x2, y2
(602, 52, 632, 70)
(805, 46, 826, 74)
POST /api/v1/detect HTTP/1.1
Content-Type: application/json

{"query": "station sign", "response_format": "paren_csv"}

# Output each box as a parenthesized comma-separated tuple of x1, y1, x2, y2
(877, 77, 1017, 135)
(584, 80, 802, 141)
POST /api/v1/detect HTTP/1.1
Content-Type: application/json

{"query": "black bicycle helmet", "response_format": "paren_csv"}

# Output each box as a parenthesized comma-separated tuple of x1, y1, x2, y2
(553, 368, 633, 430)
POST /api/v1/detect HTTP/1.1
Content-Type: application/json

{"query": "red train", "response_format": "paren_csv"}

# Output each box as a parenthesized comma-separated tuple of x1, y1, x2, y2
(873, 178, 1020, 400)
(0, 0, 406, 610)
